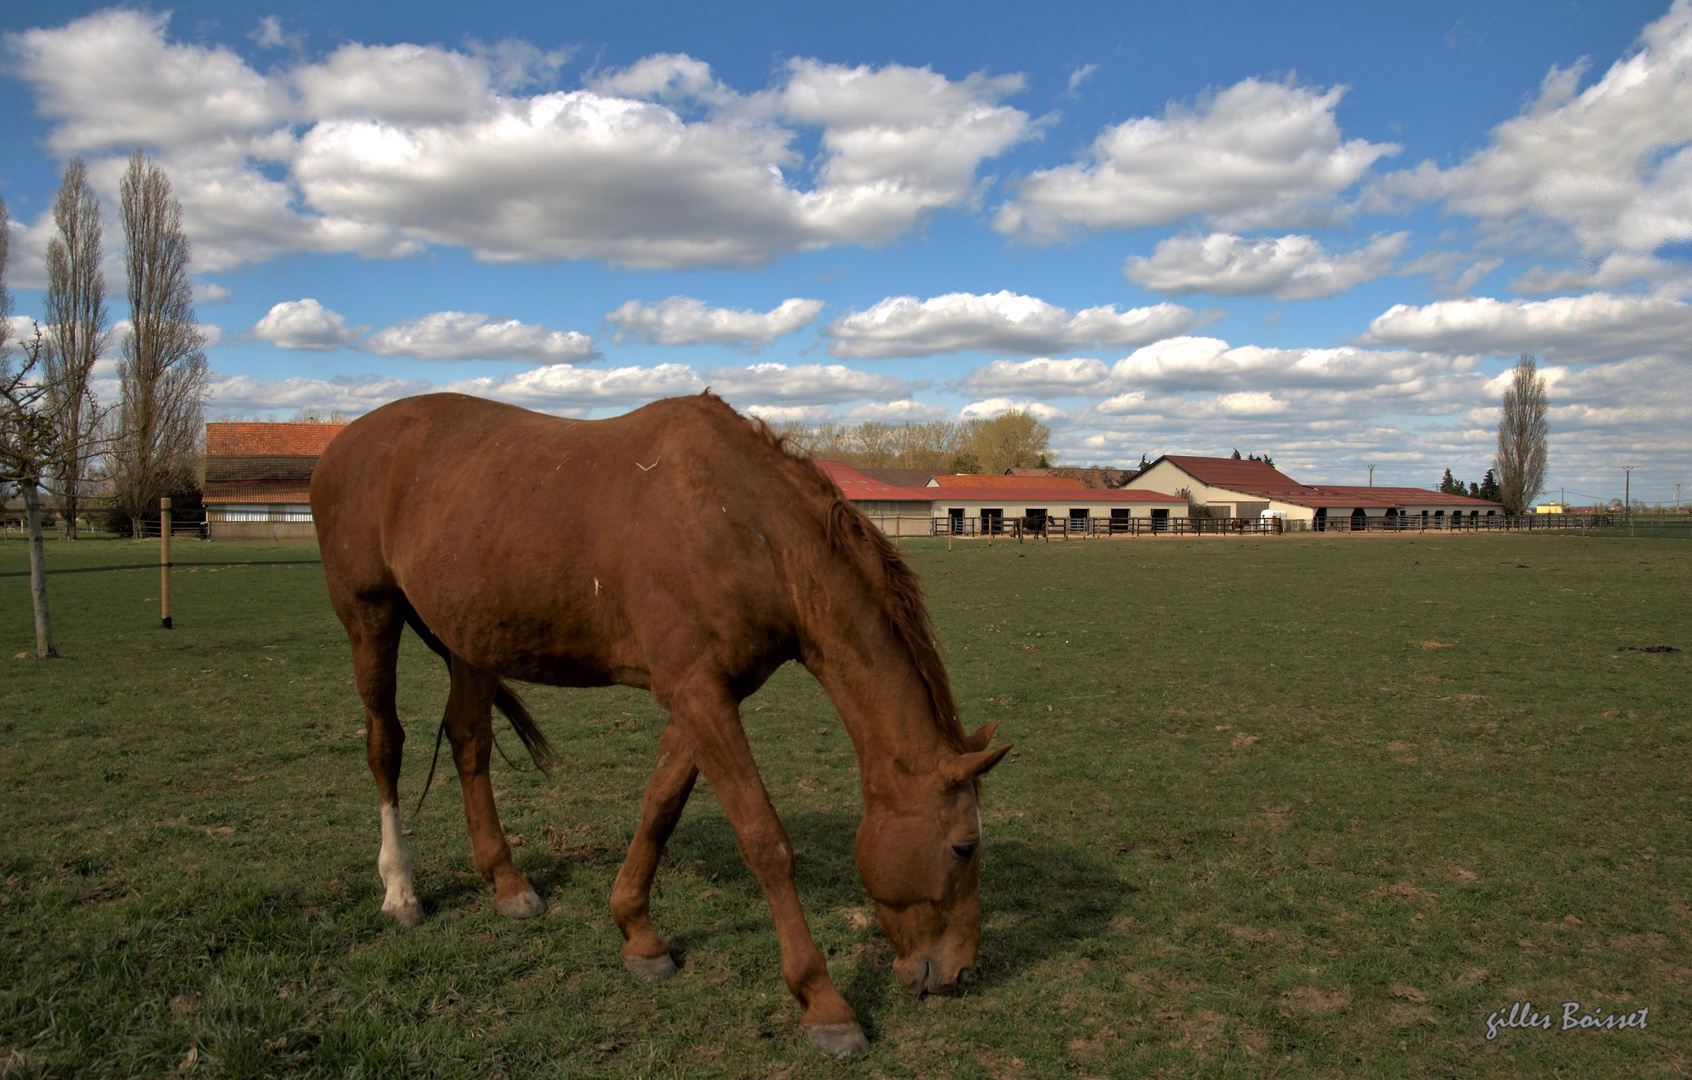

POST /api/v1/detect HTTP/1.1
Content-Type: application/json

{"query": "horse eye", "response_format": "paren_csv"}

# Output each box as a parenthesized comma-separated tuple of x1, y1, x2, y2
(952, 842, 978, 859)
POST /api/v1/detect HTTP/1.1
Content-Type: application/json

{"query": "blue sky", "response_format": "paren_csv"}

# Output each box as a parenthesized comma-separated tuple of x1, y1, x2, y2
(2, 0, 1688, 502)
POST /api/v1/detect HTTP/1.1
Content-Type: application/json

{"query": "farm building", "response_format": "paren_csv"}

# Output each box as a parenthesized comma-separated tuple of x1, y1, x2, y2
(202, 422, 346, 540)
(1125, 455, 1503, 529)
(818, 460, 1187, 536)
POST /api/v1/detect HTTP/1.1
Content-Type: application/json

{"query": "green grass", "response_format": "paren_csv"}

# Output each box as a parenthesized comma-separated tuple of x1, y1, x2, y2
(0, 532, 1686, 1078)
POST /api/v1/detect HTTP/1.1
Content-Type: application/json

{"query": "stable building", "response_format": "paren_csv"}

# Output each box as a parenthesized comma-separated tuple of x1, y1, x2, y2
(1125, 455, 1503, 529)
(817, 461, 1187, 536)
(202, 422, 346, 540)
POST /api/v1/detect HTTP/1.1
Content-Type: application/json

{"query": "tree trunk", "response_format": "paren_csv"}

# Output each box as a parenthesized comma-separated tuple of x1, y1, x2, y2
(22, 483, 58, 659)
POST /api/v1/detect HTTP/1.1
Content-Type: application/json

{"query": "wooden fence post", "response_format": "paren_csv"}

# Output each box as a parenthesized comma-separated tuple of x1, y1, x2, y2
(160, 497, 173, 630)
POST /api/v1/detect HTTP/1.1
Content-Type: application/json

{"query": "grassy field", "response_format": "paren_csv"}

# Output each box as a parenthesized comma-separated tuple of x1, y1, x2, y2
(0, 531, 1686, 1079)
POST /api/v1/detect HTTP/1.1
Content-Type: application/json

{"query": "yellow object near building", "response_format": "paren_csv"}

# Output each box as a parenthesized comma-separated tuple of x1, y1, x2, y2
(1532, 503, 1570, 514)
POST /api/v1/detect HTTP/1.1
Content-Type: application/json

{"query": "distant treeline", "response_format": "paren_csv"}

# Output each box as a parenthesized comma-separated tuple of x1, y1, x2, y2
(768, 410, 1053, 474)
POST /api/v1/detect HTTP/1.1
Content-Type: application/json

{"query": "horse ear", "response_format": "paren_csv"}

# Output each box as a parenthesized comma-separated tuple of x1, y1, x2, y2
(964, 722, 999, 752)
(944, 743, 1013, 784)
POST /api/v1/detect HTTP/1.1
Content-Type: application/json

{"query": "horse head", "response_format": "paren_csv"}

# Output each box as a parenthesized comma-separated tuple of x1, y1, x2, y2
(854, 721, 1011, 995)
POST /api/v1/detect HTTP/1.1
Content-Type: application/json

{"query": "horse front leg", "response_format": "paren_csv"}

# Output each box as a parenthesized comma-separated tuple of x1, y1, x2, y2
(611, 719, 699, 980)
(443, 655, 545, 918)
(655, 676, 868, 1060)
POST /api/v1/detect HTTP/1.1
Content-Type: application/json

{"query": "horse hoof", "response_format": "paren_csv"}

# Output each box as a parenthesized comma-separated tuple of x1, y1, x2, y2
(804, 1022, 870, 1060)
(493, 888, 546, 919)
(622, 953, 678, 981)
(386, 902, 425, 929)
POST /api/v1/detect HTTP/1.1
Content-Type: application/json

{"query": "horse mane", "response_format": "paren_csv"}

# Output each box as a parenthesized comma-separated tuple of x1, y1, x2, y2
(715, 394, 969, 754)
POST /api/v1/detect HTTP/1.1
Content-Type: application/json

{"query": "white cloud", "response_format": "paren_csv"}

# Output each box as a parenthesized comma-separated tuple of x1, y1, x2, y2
(6, 10, 283, 157)
(995, 78, 1398, 240)
(1372, 1, 1692, 265)
(195, 281, 232, 304)
(1508, 253, 1692, 296)
(1102, 335, 1479, 396)
(825, 291, 1207, 359)
(1066, 64, 1099, 96)
(1124, 232, 1406, 299)
(1356, 293, 1692, 363)
(6, 14, 1034, 271)
(606, 296, 823, 349)
(743, 403, 838, 424)
(363, 311, 597, 362)
(962, 357, 1110, 397)
(705, 362, 915, 403)
(444, 362, 704, 408)
(206, 370, 431, 416)
(249, 298, 365, 351)
(1397, 250, 1503, 296)
(841, 399, 952, 422)
(959, 397, 1070, 423)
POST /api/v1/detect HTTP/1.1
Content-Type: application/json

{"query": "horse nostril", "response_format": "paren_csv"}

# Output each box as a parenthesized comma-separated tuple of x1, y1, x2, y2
(956, 966, 974, 986)
(911, 956, 935, 996)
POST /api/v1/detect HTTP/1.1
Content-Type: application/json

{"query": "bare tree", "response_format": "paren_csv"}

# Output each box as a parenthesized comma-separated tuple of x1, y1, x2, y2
(1495, 352, 1549, 516)
(116, 150, 207, 533)
(0, 197, 60, 657)
(43, 156, 110, 539)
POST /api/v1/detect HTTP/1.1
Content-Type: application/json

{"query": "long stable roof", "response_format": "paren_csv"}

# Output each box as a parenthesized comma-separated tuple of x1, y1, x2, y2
(816, 460, 1181, 504)
(1005, 466, 1137, 489)
(1139, 455, 1504, 511)
(928, 473, 1085, 490)
(1277, 485, 1505, 510)
(205, 422, 346, 457)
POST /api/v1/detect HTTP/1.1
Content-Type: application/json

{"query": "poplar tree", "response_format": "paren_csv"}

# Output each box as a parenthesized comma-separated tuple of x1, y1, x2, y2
(43, 156, 109, 539)
(1495, 353, 1549, 516)
(116, 150, 207, 533)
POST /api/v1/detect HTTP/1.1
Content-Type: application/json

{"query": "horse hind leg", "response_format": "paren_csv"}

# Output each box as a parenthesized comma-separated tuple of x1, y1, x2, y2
(443, 654, 546, 919)
(343, 594, 424, 928)
(611, 719, 699, 980)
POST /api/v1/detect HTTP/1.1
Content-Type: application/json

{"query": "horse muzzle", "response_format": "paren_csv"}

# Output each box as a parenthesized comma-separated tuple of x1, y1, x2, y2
(896, 955, 972, 996)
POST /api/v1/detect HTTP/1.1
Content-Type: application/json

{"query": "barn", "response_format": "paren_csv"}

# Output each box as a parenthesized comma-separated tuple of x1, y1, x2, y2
(818, 461, 1188, 536)
(1125, 455, 1503, 529)
(202, 422, 346, 540)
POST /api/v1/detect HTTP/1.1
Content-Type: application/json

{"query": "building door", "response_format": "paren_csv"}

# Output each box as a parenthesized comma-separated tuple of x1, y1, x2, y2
(981, 508, 1003, 535)
(949, 508, 965, 535)
(1314, 507, 1327, 532)
(1069, 507, 1088, 535)
(1110, 508, 1131, 534)
(1150, 508, 1168, 533)
(1350, 507, 1367, 531)
(1025, 508, 1047, 536)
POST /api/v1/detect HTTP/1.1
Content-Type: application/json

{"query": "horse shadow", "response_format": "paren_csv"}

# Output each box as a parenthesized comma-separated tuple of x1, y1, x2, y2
(627, 808, 1128, 1031)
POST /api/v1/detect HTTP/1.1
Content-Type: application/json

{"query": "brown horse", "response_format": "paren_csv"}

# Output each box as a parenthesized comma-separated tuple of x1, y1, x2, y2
(309, 392, 1010, 1058)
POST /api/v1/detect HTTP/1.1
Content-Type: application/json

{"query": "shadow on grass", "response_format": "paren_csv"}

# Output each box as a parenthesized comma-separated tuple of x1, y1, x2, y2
(619, 809, 1128, 1031)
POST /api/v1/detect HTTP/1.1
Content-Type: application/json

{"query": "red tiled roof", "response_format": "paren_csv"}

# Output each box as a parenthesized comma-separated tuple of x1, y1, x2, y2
(859, 468, 949, 487)
(1282, 486, 1503, 509)
(930, 473, 1085, 490)
(205, 422, 346, 457)
(203, 481, 313, 504)
(1006, 466, 1136, 489)
(815, 460, 1181, 504)
(1158, 455, 1303, 490)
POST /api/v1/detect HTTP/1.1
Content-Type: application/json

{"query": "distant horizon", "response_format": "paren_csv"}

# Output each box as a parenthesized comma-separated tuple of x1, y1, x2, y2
(1, 0, 1688, 504)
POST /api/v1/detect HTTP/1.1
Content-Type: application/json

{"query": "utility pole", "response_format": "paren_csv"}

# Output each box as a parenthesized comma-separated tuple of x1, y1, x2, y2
(1367, 464, 1375, 487)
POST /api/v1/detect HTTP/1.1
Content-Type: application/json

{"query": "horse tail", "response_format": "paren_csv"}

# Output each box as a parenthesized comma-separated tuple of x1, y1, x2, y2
(401, 609, 556, 810)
